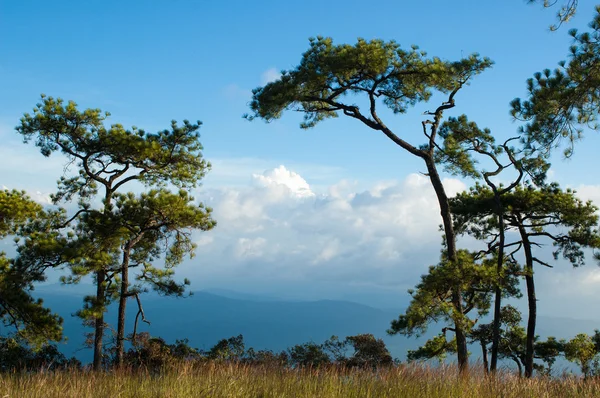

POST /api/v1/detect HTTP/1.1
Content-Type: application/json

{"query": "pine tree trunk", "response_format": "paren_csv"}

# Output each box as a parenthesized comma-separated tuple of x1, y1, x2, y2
(93, 269, 105, 371)
(425, 157, 468, 372)
(524, 271, 536, 378)
(490, 194, 505, 372)
(490, 287, 502, 372)
(513, 356, 523, 377)
(116, 252, 130, 367)
(481, 341, 489, 374)
(92, 190, 113, 371)
(117, 235, 145, 367)
(518, 220, 536, 378)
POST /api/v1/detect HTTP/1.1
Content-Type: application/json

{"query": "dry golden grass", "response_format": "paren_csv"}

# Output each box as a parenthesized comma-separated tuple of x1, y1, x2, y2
(0, 362, 598, 398)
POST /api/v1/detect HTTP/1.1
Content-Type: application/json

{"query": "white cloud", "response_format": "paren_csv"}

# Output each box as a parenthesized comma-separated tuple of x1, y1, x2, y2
(5, 150, 597, 315)
(533, 263, 600, 320)
(190, 165, 467, 289)
(235, 237, 267, 259)
(252, 165, 315, 198)
(260, 68, 281, 85)
(573, 184, 600, 206)
(30, 190, 53, 205)
(184, 167, 600, 317)
(203, 157, 345, 189)
(313, 238, 341, 264)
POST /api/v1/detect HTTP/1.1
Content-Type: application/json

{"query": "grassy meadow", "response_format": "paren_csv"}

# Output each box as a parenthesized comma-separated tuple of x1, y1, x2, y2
(1, 363, 598, 398)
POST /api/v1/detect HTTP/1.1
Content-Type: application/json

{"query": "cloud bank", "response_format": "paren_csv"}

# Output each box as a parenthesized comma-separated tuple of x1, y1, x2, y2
(183, 165, 600, 319)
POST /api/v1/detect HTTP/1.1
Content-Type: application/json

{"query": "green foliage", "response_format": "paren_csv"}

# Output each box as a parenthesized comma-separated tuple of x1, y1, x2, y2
(247, 36, 495, 371)
(535, 336, 566, 375)
(288, 341, 331, 368)
(468, 306, 564, 376)
(322, 335, 349, 363)
(0, 336, 80, 372)
(565, 333, 599, 378)
(16, 95, 215, 368)
(17, 95, 209, 192)
(117, 189, 215, 262)
(435, 115, 549, 185)
(122, 333, 291, 370)
(528, 0, 579, 30)
(388, 250, 516, 339)
(103, 189, 216, 298)
(244, 348, 289, 367)
(207, 334, 246, 362)
(452, 179, 599, 378)
(287, 334, 394, 369)
(407, 334, 457, 363)
(344, 334, 393, 369)
(436, 115, 498, 179)
(469, 306, 524, 353)
(452, 183, 600, 266)
(493, 306, 527, 373)
(0, 190, 43, 236)
(123, 332, 203, 370)
(0, 190, 63, 346)
(512, 7, 600, 157)
(246, 36, 491, 130)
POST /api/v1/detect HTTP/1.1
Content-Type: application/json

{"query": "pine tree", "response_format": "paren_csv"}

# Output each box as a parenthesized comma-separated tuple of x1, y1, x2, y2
(246, 37, 492, 371)
(17, 95, 215, 369)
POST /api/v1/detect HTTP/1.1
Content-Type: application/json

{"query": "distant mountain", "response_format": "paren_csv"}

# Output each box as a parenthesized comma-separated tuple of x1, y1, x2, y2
(38, 290, 425, 364)
(35, 289, 599, 368)
(199, 288, 283, 302)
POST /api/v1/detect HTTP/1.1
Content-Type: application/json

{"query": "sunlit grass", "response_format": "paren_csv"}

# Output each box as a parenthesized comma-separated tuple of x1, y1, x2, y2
(0, 362, 598, 397)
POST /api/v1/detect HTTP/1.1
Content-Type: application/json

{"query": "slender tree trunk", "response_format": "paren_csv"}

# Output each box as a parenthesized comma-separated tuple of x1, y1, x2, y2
(93, 269, 105, 371)
(512, 356, 523, 377)
(481, 341, 489, 374)
(518, 219, 536, 378)
(116, 250, 130, 368)
(524, 269, 536, 378)
(92, 190, 113, 371)
(424, 157, 468, 372)
(117, 233, 146, 367)
(490, 194, 505, 372)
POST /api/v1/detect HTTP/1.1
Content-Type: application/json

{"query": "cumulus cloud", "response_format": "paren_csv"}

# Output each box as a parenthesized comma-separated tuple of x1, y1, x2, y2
(189, 165, 467, 292)
(184, 164, 600, 316)
(252, 165, 315, 198)
(7, 150, 599, 315)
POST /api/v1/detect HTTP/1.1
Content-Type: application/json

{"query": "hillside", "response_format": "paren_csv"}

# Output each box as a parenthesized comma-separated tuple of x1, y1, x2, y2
(36, 288, 599, 366)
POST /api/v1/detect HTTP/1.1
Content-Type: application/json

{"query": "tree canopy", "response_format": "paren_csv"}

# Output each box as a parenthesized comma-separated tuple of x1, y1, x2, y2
(512, 7, 600, 157)
(16, 95, 214, 369)
(0, 190, 63, 347)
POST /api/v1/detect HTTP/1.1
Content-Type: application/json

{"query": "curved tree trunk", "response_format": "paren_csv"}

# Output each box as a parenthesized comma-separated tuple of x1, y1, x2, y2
(512, 355, 523, 377)
(424, 156, 468, 372)
(481, 341, 489, 374)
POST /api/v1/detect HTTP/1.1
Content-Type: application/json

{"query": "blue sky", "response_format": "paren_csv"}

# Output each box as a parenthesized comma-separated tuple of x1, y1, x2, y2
(2, 1, 600, 319)
(2, 0, 599, 185)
